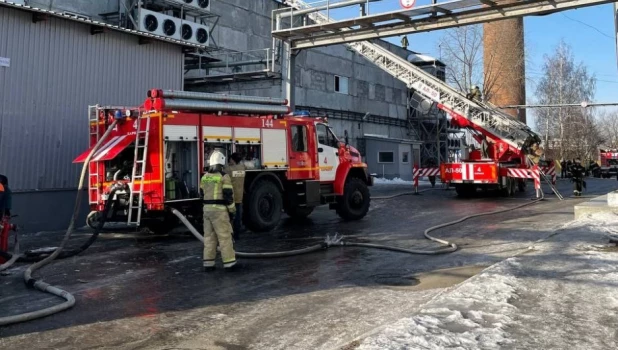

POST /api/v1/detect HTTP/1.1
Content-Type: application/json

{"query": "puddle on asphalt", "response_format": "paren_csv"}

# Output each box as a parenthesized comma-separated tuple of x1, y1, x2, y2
(373, 265, 490, 290)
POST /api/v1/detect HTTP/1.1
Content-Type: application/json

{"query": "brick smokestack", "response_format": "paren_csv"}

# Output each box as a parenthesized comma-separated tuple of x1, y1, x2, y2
(483, 15, 526, 123)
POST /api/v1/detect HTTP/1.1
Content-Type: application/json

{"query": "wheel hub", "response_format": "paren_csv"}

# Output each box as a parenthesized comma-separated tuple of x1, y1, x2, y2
(350, 190, 363, 208)
(258, 195, 274, 219)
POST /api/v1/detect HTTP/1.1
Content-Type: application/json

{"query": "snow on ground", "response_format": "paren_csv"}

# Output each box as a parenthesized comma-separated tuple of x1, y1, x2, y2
(357, 261, 520, 350)
(373, 177, 431, 185)
(356, 210, 618, 350)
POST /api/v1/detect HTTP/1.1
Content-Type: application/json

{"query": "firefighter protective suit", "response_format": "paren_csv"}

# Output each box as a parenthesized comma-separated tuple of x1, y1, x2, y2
(201, 153, 237, 269)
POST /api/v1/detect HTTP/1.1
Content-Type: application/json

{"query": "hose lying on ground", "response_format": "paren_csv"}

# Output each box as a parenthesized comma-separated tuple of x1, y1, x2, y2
(0, 120, 118, 327)
(174, 180, 546, 259)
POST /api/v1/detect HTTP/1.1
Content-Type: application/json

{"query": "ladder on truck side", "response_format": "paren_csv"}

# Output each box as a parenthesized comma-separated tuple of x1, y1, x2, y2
(127, 112, 151, 226)
(88, 105, 101, 205)
(284, 0, 540, 152)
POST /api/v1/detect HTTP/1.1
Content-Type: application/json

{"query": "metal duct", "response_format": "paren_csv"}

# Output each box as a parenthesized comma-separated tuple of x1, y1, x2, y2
(154, 99, 291, 115)
(151, 89, 288, 105)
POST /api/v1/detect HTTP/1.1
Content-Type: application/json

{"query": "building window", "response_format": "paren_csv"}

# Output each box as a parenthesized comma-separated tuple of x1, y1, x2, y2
(334, 75, 349, 94)
(437, 69, 446, 82)
(291, 125, 308, 152)
(378, 151, 394, 163)
(402, 152, 409, 163)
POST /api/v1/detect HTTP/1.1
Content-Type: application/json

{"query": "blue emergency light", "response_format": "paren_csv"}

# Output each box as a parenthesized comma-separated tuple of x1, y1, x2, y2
(293, 110, 311, 117)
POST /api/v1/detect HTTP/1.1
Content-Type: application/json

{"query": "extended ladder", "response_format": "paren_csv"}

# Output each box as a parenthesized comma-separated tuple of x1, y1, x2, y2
(87, 105, 101, 205)
(127, 111, 151, 226)
(283, 0, 541, 153)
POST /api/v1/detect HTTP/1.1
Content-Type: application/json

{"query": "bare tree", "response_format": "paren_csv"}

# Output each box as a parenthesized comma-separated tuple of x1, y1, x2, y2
(436, 24, 527, 101)
(437, 25, 483, 93)
(534, 40, 598, 161)
(596, 110, 618, 149)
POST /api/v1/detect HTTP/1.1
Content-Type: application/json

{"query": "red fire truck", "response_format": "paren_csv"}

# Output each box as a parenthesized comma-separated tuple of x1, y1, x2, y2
(438, 103, 546, 197)
(74, 89, 372, 233)
(597, 149, 618, 178)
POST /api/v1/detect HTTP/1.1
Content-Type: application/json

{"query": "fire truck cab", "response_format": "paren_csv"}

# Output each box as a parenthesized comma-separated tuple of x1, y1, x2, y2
(75, 90, 372, 233)
(598, 149, 618, 178)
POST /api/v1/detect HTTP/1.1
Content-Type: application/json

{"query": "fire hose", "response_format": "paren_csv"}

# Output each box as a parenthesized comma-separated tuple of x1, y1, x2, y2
(0, 142, 546, 325)
(0, 120, 119, 326)
(173, 183, 545, 259)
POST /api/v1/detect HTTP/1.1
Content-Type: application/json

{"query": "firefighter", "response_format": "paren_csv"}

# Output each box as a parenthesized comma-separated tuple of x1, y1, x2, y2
(466, 85, 482, 101)
(224, 152, 246, 241)
(0, 174, 11, 216)
(201, 150, 237, 271)
(560, 160, 567, 178)
(424, 158, 437, 188)
(401, 35, 409, 50)
(570, 159, 586, 197)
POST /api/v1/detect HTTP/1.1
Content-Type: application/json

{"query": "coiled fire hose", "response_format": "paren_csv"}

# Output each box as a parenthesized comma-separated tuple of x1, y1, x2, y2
(0, 120, 119, 326)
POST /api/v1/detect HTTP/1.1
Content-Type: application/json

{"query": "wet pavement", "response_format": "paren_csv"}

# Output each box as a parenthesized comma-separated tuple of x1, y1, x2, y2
(1, 178, 618, 349)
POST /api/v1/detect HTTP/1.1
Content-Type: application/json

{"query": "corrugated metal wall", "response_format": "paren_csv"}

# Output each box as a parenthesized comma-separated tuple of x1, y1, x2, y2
(0, 6, 183, 191)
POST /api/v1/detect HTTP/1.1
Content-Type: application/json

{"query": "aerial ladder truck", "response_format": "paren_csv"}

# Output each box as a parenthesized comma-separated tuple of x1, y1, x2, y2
(282, 0, 557, 198)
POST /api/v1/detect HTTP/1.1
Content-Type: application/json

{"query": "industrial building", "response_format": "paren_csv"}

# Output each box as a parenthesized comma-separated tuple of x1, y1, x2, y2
(0, 0, 448, 231)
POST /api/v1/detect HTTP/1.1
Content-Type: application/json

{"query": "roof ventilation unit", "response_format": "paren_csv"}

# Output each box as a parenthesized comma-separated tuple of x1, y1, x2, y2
(164, 0, 210, 12)
(181, 21, 210, 46)
(139, 9, 181, 40)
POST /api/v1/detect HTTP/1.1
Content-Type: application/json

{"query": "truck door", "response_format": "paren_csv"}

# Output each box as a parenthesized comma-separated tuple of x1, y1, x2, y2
(316, 123, 340, 182)
(288, 122, 318, 180)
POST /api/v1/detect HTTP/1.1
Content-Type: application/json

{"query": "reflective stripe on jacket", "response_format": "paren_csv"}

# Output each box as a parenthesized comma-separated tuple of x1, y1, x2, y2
(200, 172, 236, 213)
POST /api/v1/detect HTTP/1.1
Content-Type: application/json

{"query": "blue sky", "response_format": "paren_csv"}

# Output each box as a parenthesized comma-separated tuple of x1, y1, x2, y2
(328, 0, 618, 108)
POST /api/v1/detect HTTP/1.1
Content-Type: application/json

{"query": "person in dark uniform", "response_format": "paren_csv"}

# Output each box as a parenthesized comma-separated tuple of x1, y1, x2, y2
(570, 159, 586, 196)
(560, 160, 567, 178)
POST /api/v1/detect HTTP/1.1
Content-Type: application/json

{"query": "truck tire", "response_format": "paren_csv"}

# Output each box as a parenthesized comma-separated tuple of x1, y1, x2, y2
(86, 211, 101, 230)
(336, 177, 370, 221)
(246, 180, 283, 232)
(285, 206, 314, 220)
(501, 178, 514, 197)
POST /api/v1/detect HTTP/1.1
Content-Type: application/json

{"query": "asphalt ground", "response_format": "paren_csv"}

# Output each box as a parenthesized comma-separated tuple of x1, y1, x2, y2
(1, 177, 617, 349)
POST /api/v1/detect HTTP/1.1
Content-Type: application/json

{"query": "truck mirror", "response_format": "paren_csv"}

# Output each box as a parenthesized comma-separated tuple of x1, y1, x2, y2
(344, 130, 349, 146)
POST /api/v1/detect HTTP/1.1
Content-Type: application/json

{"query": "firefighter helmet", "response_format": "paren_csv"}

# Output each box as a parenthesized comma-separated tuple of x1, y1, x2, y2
(208, 150, 226, 167)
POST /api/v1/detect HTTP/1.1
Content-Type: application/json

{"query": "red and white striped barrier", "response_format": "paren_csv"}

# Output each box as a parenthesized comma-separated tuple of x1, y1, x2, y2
(413, 167, 441, 193)
(541, 165, 556, 185)
(533, 165, 541, 198)
(507, 167, 541, 197)
(506, 168, 530, 179)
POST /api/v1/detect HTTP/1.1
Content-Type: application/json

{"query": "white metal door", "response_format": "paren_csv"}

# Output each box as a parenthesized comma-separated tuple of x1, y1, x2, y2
(316, 123, 339, 182)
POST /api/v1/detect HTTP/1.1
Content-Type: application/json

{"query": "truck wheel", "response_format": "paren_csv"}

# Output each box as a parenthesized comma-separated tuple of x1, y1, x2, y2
(336, 177, 370, 221)
(501, 178, 514, 197)
(285, 206, 314, 220)
(246, 180, 283, 232)
(86, 211, 102, 230)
